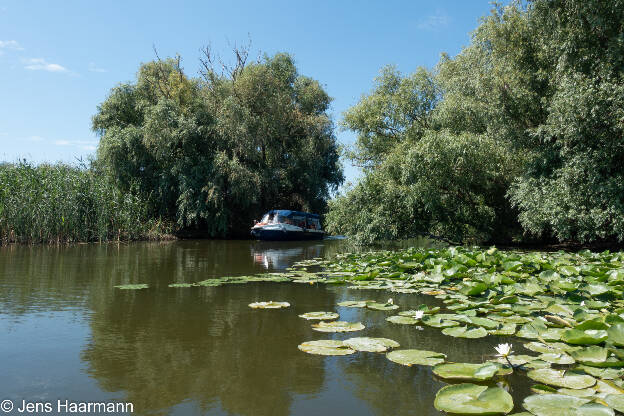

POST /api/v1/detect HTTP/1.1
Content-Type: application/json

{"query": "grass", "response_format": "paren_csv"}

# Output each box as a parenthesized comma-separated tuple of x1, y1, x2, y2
(0, 160, 167, 244)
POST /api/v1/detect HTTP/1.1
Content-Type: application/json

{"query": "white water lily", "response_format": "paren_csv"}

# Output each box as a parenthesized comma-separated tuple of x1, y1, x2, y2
(494, 343, 513, 357)
(580, 301, 585, 306)
(413, 310, 425, 319)
(387, 298, 394, 305)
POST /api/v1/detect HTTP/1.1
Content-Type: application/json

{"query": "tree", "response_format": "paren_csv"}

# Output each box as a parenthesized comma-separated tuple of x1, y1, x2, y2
(329, 0, 624, 244)
(94, 51, 343, 237)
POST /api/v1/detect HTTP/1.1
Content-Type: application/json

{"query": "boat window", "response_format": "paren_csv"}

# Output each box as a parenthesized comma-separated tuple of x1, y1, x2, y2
(276, 215, 290, 224)
(292, 215, 306, 227)
(308, 218, 321, 229)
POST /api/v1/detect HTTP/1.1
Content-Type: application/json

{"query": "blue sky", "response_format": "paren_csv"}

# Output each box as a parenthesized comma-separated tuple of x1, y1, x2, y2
(0, 0, 496, 184)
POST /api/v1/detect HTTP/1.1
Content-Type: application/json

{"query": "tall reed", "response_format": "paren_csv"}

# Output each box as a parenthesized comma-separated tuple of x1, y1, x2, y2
(0, 161, 163, 244)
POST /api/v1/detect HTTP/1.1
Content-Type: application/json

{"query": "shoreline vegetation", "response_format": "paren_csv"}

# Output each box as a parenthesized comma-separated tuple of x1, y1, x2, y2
(2, 0, 623, 248)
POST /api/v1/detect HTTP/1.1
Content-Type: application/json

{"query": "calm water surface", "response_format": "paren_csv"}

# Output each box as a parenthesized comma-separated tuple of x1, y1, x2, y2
(0, 239, 531, 415)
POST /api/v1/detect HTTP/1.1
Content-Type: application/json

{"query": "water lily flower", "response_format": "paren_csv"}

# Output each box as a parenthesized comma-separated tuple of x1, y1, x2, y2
(387, 298, 394, 305)
(580, 301, 585, 306)
(494, 343, 513, 357)
(413, 310, 425, 319)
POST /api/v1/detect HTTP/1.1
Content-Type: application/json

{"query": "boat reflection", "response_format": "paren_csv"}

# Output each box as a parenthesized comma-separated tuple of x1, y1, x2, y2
(251, 241, 325, 270)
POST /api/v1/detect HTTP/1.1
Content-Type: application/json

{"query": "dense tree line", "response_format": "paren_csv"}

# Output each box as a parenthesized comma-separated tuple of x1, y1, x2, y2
(93, 51, 343, 238)
(326, 0, 624, 245)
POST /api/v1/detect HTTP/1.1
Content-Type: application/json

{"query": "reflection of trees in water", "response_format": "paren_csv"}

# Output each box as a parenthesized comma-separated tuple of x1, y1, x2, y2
(81, 283, 336, 416)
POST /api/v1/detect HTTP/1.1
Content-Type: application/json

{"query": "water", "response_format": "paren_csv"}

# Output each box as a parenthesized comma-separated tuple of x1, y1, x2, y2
(0, 239, 531, 415)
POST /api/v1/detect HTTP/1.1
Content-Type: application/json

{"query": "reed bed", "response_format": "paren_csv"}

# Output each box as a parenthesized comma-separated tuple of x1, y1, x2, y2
(0, 161, 161, 244)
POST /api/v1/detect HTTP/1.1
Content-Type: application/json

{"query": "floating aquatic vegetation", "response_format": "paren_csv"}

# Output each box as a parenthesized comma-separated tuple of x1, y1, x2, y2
(605, 395, 624, 413)
(143, 245, 624, 413)
(248, 301, 290, 309)
(386, 315, 420, 325)
(114, 284, 148, 290)
(442, 325, 488, 339)
(311, 321, 365, 333)
(337, 300, 371, 307)
(298, 311, 339, 320)
(168, 283, 195, 288)
(522, 394, 613, 416)
(365, 300, 399, 311)
(298, 340, 356, 356)
(527, 368, 596, 389)
(433, 362, 511, 381)
(434, 383, 514, 415)
(386, 349, 446, 366)
(342, 337, 399, 352)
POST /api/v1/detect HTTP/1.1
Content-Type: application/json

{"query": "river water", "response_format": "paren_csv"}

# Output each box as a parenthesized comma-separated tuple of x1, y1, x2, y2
(0, 239, 531, 416)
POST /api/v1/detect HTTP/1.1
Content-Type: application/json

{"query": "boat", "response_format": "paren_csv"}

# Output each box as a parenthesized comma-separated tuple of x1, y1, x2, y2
(251, 210, 325, 241)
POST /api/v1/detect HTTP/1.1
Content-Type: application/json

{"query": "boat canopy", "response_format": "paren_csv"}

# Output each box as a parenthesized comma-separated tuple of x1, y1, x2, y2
(265, 210, 320, 219)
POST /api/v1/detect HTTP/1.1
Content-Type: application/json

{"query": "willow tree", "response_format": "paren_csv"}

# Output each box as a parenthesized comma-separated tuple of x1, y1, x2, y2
(328, 0, 624, 244)
(93, 52, 343, 237)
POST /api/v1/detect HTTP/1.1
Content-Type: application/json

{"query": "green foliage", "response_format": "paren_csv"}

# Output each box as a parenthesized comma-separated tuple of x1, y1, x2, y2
(0, 161, 159, 244)
(94, 53, 343, 237)
(329, 0, 624, 245)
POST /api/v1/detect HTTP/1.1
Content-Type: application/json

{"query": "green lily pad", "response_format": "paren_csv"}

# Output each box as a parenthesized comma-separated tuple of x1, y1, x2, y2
(115, 284, 148, 290)
(366, 301, 399, 311)
(386, 349, 446, 366)
(523, 394, 611, 416)
(556, 388, 596, 398)
(298, 340, 356, 356)
(604, 394, 624, 413)
(537, 353, 575, 365)
(576, 365, 624, 379)
(196, 279, 223, 287)
(337, 300, 371, 308)
(311, 321, 365, 332)
(168, 283, 195, 288)
(527, 368, 596, 389)
(386, 315, 420, 325)
(421, 315, 460, 328)
(434, 383, 514, 415)
(433, 362, 511, 381)
(248, 301, 290, 309)
(298, 311, 339, 320)
(607, 323, 624, 346)
(442, 326, 488, 339)
(562, 329, 609, 345)
(343, 337, 399, 352)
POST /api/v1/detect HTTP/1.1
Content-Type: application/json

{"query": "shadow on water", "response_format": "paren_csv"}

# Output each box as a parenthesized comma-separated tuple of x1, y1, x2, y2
(0, 238, 530, 416)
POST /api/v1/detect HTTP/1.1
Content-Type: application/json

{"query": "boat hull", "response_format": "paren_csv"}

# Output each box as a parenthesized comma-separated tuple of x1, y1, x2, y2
(251, 226, 324, 241)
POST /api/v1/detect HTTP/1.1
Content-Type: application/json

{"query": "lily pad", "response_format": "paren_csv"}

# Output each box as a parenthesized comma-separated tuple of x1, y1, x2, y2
(434, 383, 514, 415)
(343, 337, 399, 352)
(311, 321, 365, 332)
(386, 349, 446, 366)
(115, 284, 148, 290)
(442, 326, 488, 339)
(562, 329, 609, 345)
(433, 362, 511, 381)
(537, 353, 575, 365)
(248, 301, 290, 309)
(604, 394, 624, 413)
(386, 315, 420, 325)
(607, 323, 624, 346)
(527, 368, 596, 389)
(298, 311, 339, 320)
(366, 302, 399, 311)
(298, 340, 356, 356)
(337, 300, 370, 308)
(523, 394, 611, 416)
